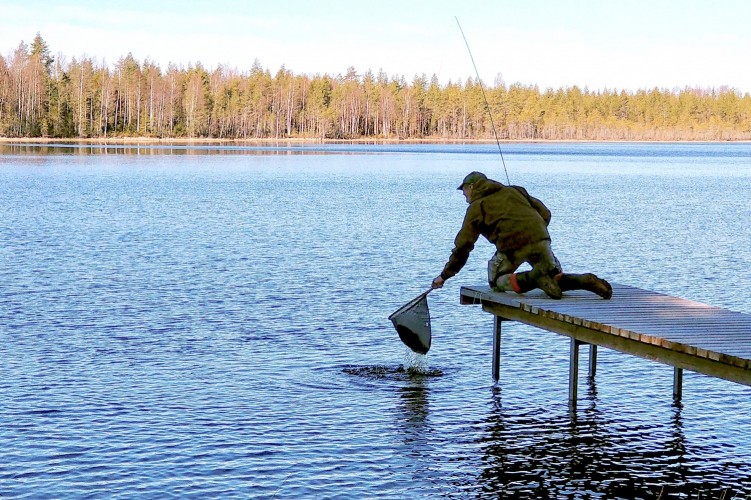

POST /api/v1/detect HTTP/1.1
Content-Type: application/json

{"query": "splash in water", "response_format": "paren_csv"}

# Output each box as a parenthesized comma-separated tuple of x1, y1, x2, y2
(403, 347, 430, 374)
(341, 362, 442, 380)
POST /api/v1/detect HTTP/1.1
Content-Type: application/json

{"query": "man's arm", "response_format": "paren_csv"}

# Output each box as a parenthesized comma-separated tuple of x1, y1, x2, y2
(432, 207, 481, 287)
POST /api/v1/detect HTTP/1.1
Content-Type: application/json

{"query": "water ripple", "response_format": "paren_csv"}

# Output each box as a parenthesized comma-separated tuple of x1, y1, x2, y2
(2, 144, 751, 498)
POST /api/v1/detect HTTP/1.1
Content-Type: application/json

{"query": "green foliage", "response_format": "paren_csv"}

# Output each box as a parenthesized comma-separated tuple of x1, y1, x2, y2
(1, 37, 751, 140)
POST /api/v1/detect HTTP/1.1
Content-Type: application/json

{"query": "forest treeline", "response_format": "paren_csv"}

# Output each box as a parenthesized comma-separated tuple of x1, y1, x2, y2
(2, 34, 751, 141)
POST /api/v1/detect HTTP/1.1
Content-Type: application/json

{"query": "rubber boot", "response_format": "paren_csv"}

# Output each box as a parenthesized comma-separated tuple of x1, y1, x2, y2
(492, 274, 518, 293)
(494, 270, 562, 299)
(517, 269, 562, 299)
(556, 273, 612, 300)
(493, 272, 535, 293)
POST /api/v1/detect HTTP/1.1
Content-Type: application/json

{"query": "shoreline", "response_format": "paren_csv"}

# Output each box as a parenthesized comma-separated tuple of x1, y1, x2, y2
(1, 137, 750, 145)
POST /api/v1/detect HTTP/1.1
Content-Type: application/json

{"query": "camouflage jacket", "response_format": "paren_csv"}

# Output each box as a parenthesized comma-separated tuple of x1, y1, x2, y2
(440, 178, 552, 280)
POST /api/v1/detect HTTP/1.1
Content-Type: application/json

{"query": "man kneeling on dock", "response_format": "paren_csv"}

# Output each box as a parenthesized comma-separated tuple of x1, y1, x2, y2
(431, 171, 612, 300)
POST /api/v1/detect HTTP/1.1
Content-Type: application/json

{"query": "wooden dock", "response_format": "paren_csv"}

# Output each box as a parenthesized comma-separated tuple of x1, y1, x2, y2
(459, 283, 751, 404)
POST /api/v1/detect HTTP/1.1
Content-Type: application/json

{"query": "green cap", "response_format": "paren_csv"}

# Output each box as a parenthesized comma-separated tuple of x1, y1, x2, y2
(457, 171, 487, 190)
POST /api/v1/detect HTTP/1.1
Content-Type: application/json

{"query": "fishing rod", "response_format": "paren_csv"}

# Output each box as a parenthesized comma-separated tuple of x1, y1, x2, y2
(455, 16, 511, 185)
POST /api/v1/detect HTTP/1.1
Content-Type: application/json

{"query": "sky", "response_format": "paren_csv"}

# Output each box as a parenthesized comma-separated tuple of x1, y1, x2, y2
(2, 0, 751, 93)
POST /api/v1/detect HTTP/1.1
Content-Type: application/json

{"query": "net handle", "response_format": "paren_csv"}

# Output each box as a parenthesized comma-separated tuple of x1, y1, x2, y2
(388, 286, 434, 320)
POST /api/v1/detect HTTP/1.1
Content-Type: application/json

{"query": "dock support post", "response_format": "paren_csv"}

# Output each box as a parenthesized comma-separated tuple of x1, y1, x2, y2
(569, 338, 582, 405)
(589, 345, 598, 378)
(673, 367, 683, 401)
(492, 316, 502, 382)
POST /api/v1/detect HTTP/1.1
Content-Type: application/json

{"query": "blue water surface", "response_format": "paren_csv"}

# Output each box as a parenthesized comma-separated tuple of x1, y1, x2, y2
(1, 142, 751, 499)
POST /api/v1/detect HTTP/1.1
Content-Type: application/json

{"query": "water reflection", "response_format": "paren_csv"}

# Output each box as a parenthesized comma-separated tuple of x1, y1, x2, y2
(3, 142, 751, 497)
(569, 376, 601, 426)
(0, 141, 486, 156)
(394, 375, 436, 489)
(397, 380, 432, 446)
(473, 386, 744, 498)
(669, 402, 689, 484)
(0, 143, 348, 156)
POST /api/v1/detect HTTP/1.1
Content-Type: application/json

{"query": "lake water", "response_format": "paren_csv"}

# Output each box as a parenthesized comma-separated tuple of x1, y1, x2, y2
(1, 142, 751, 499)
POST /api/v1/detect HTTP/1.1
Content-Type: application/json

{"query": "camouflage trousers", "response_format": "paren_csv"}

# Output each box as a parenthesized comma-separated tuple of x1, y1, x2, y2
(488, 239, 562, 290)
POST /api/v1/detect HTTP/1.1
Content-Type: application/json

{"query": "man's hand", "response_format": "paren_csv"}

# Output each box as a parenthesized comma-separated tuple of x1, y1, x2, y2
(432, 276, 445, 289)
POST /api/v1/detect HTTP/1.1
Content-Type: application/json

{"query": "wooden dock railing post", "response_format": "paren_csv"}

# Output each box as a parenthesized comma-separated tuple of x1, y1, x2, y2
(589, 345, 598, 378)
(673, 367, 683, 401)
(492, 316, 502, 383)
(569, 339, 583, 405)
